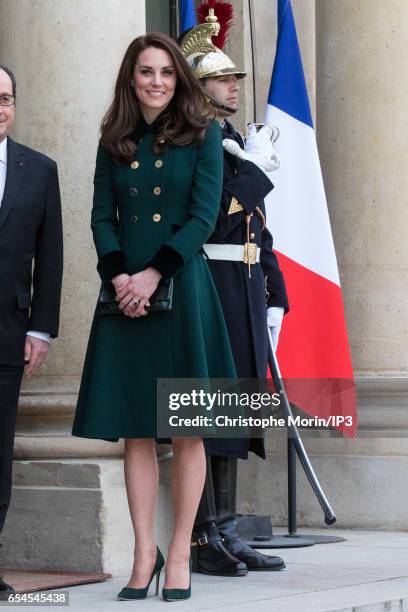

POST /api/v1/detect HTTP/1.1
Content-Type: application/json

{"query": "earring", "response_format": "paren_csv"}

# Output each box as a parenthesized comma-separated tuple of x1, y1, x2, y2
(130, 80, 135, 88)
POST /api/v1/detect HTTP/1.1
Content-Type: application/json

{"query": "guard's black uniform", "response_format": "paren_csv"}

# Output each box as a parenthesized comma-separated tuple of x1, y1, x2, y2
(204, 120, 289, 460)
(193, 120, 288, 575)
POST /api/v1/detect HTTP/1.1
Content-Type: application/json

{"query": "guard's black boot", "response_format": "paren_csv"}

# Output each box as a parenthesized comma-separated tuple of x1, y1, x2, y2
(193, 522, 248, 576)
(0, 573, 15, 601)
(192, 456, 248, 577)
(225, 536, 286, 571)
(213, 456, 286, 571)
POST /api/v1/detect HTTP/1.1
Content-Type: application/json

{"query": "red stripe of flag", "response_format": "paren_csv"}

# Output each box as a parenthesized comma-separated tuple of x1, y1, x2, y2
(275, 251, 357, 437)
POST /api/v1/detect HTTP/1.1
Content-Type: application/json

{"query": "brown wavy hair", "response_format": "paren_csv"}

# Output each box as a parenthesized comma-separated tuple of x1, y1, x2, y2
(100, 32, 213, 164)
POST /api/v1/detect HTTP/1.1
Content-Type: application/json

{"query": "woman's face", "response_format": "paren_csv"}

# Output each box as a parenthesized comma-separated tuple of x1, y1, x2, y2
(133, 47, 177, 122)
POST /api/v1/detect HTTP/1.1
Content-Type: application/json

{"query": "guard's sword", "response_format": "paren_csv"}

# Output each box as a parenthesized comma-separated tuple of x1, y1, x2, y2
(267, 328, 336, 525)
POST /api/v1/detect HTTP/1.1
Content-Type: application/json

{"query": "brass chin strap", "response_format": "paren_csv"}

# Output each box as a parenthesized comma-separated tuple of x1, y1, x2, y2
(209, 95, 238, 115)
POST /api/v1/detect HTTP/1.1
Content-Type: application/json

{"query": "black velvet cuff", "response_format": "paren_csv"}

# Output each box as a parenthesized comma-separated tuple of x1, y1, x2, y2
(97, 250, 128, 283)
(147, 245, 184, 279)
(267, 275, 290, 313)
(225, 160, 274, 214)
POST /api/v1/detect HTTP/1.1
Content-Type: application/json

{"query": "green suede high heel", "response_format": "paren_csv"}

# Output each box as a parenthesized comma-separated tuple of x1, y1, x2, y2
(162, 558, 192, 602)
(117, 546, 165, 600)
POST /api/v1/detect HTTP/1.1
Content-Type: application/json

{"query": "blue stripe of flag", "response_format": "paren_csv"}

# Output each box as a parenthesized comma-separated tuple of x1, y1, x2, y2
(267, 0, 313, 128)
(180, 0, 197, 33)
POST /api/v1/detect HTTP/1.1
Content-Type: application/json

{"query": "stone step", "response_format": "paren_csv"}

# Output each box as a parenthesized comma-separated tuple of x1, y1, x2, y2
(1, 456, 172, 575)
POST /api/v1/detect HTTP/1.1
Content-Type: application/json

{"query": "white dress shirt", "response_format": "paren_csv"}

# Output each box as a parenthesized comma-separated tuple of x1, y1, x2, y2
(0, 137, 7, 205)
(0, 136, 50, 344)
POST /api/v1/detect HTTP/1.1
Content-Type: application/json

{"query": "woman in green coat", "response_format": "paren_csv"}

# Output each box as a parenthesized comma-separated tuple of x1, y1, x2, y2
(72, 33, 236, 601)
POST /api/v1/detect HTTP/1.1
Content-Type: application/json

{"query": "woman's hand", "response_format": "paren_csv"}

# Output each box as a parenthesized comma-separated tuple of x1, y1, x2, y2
(112, 273, 131, 294)
(116, 267, 162, 318)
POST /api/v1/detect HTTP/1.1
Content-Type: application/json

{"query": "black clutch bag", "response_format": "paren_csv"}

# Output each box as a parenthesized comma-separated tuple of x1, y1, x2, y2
(98, 278, 173, 314)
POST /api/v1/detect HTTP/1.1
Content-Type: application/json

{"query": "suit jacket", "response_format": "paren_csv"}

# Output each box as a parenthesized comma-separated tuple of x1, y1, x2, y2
(0, 138, 63, 365)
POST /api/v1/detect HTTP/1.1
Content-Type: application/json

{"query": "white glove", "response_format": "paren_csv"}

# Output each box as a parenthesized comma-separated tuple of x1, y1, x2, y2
(222, 137, 278, 173)
(267, 306, 284, 350)
(245, 123, 280, 172)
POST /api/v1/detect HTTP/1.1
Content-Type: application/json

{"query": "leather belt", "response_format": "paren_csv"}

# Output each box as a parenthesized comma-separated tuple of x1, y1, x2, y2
(203, 243, 260, 265)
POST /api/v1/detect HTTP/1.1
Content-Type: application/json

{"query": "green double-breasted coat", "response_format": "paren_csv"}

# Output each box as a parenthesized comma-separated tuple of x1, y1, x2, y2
(72, 119, 236, 440)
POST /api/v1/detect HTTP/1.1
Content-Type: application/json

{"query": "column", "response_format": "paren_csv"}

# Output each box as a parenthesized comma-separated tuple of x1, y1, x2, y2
(316, 0, 408, 376)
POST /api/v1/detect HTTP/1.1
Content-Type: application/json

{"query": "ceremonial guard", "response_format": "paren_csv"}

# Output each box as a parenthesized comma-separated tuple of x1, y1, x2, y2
(180, 3, 289, 576)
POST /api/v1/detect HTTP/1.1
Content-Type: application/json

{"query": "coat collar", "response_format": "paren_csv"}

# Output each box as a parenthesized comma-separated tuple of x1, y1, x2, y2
(221, 120, 244, 147)
(135, 115, 156, 136)
(0, 138, 27, 231)
(132, 105, 175, 142)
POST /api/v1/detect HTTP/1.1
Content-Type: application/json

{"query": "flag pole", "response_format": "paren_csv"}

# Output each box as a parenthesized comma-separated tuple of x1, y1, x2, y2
(248, 0, 258, 122)
(245, 332, 342, 549)
(267, 330, 337, 529)
(169, 0, 179, 38)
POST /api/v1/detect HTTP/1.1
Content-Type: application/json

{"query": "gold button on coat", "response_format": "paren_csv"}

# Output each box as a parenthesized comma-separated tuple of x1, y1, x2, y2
(153, 214, 161, 222)
(250, 232, 255, 240)
(155, 160, 163, 168)
(131, 161, 139, 169)
(153, 186, 161, 195)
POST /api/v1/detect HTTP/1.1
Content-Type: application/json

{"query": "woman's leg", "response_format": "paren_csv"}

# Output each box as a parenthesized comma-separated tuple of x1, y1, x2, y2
(124, 438, 159, 587)
(164, 437, 206, 588)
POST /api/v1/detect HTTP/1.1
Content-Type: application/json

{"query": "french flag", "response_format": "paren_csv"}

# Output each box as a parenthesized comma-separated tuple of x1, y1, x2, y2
(265, 0, 357, 436)
(180, 0, 197, 33)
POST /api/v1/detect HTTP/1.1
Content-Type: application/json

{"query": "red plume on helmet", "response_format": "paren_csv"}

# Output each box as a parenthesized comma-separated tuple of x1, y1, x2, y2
(196, 1, 234, 50)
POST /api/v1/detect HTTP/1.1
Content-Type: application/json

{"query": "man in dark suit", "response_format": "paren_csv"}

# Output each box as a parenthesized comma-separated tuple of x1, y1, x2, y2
(0, 65, 63, 597)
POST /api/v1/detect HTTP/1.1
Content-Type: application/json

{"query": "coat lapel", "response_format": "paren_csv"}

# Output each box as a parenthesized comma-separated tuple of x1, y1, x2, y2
(0, 138, 27, 231)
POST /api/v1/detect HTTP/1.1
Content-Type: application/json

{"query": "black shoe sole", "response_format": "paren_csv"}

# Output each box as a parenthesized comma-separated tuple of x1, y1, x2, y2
(194, 567, 248, 577)
(247, 563, 286, 572)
